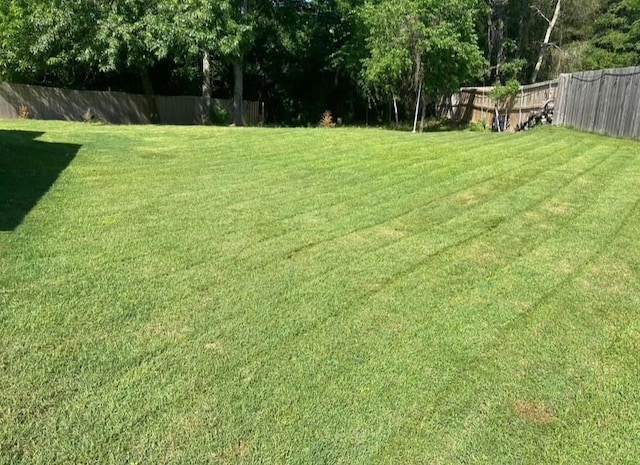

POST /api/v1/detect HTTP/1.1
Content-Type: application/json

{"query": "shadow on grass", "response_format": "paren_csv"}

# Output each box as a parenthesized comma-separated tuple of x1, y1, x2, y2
(0, 130, 81, 231)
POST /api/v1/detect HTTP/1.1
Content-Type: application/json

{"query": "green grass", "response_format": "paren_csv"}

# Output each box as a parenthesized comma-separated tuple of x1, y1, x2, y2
(1, 121, 639, 464)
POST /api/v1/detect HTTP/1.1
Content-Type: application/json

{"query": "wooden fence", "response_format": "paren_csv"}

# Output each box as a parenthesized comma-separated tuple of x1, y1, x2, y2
(445, 79, 558, 130)
(554, 66, 640, 139)
(0, 82, 263, 126)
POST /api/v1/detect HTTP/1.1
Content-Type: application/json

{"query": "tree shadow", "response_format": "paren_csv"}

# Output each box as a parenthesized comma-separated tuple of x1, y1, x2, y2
(0, 130, 81, 231)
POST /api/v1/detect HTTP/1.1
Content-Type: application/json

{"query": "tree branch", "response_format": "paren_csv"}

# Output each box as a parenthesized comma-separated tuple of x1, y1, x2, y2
(530, 6, 551, 24)
(531, 0, 562, 83)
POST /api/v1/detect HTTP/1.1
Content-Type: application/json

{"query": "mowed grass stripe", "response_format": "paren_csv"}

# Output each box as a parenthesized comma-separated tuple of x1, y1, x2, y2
(71, 129, 537, 229)
(202, 138, 629, 374)
(189, 134, 584, 269)
(225, 138, 612, 287)
(1, 121, 640, 464)
(253, 144, 640, 463)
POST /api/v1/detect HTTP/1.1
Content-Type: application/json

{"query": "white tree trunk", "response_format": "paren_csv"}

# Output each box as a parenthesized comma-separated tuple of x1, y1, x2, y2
(412, 81, 422, 133)
(392, 94, 399, 126)
(531, 0, 562, 83)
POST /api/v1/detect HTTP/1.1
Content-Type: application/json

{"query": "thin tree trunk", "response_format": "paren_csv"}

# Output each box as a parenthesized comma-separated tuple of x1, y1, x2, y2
(231, 0, 248, 127)
(412, 81, 422, 133)
(531, 0, 562, 83)
(232, 57, 245, 126)
(516, 0, 530, 59)
(412, 52, 423, 133)
(495, 16, 505, 83)
(419, 94, 427, 132)
(141, 68, 160, 124)
(392, 94, 399, 126)
(202, 50, 211, 124)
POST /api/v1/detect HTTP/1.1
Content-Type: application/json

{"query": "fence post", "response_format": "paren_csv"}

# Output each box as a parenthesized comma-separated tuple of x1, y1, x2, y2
(519, 87, 523, 128)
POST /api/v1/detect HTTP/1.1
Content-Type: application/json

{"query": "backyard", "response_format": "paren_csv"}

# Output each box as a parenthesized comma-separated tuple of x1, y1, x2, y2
(1, 121, 639, 464)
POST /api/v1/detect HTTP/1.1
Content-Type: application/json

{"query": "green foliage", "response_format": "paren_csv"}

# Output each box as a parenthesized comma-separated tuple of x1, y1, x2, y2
(467, 119, 488, 132)
(583, 0, 640, 68)
(0, 0, 244, 82)
(490, 79, 521, 106)
(0, 0, 95, 84)
(358, 0, 485, 106)
(2, 0, 638, 126)
(498, 58, 527, 82)
(209, 103, 230, 125)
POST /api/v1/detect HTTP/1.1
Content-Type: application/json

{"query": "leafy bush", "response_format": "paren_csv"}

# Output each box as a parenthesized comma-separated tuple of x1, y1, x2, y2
(490, 79, 521, 107)
(468, 120, 488, 132)
(210, 103, 229, 126)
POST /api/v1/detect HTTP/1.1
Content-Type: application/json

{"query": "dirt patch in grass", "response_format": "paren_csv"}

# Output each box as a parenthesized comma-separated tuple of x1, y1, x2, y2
(456, 191, 479, 206)
(204, 341, 225, 353)
(215, 440, 251, 463)
(545, 201, 573, 216)
(378, 226, 408, 239)
(512, 399, 555, 424)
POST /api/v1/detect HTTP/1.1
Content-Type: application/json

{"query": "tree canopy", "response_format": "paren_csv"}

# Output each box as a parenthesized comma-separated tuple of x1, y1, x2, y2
(0, 0, 636, 125)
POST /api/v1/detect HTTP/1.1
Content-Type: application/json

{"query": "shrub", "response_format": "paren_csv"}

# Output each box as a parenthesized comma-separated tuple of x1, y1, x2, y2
(468, 120, 488, 132)
(490, 79, 521, 108)
(210, 104, 229, 126)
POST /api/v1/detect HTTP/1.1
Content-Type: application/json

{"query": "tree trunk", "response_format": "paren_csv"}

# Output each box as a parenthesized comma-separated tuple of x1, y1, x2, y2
(531, 0, 562, 83)
(412, 81, 422, 133)
(231, 0, 248, 127)
(495, 16, 505, 82)
(516, 0, 530, 59)
(232, 57, 245, 126)
(489, 1, 507, 84)
(201, 50, 211, 125)
(419, 94, 427, 132)
(392, 94, 399, 126)
(141, 68, 160, 124)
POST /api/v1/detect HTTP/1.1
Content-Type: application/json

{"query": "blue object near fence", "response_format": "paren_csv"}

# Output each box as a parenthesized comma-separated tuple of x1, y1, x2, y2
(492, 114, 509, 132)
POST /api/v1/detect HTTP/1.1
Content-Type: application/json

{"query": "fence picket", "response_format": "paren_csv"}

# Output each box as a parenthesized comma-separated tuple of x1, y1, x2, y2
(555, 66, 640, 139)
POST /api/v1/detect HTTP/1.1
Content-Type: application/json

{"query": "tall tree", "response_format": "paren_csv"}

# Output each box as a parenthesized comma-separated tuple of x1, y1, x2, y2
(0, 0, 97, 86)
(585, 0, 640, 68)
(531, 0, 562, 82)
(165, 0, 238, 122)
(358, 0, 485, 124)
(89, 0, 179, 122)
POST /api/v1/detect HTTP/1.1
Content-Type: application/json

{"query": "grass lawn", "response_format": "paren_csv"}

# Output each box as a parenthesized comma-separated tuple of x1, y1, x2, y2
(1, 120, 639, 464)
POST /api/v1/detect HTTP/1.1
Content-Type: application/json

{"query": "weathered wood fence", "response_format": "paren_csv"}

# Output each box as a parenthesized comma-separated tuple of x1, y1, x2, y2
(0, 82, 263, 125)
(442, 79, 558, 130)
(554, 66, 640, 139)
(445, 65, 640, 139)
